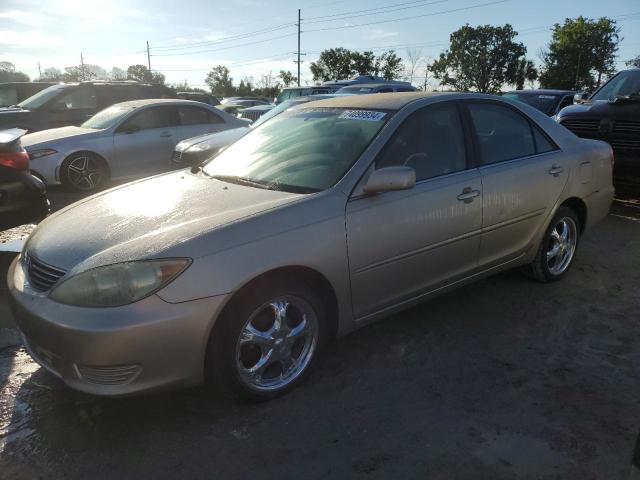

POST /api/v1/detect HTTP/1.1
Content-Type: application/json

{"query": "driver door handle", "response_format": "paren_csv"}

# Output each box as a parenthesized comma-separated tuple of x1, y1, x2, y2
(160, 131, 173, 138)
(457, 187, 480, 203)
(548, 165, 564, 176)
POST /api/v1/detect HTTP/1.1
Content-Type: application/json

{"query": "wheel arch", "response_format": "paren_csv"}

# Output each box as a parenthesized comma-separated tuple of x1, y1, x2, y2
(559, 197, 587, 233)
(212, 265, 340, 341)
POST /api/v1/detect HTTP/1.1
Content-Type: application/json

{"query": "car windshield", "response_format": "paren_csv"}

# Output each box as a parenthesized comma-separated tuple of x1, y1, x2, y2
(202, 107, 390, 193)
(503, 92, 559, 115)
(81, 105, 136, 129)
(17, 84, 68, 109)
(591, 70, 640, 101)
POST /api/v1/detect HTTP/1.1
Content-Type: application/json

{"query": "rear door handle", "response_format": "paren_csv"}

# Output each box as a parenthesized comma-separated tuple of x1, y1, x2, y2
(160, 131, 173, 138)
(457, 187, 480, 203)
(548, 165, 564, 176)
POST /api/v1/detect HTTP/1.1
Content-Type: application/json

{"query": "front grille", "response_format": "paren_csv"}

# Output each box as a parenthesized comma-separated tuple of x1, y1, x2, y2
(171, 149, 183, 164)
(76, 364, 141, 385)
(560, 118, 600, 133)
(240, 110, 265, 122)
(609, 138, 640, 152)
(25, 254, 66, 292)
(613, 120, 640, 135)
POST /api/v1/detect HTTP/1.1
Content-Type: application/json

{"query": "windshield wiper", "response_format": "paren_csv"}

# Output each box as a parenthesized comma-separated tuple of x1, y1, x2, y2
(209, 175, 274, 190)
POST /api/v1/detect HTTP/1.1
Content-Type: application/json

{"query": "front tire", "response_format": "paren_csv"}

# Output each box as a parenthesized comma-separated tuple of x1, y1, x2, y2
(207, 277, 327, 401)
(528, 206, 580, 282)
(60, 152, 108, 192)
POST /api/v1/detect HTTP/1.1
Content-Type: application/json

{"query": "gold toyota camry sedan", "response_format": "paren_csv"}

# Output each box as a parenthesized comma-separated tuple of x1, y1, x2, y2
(7, 93, 614, 400)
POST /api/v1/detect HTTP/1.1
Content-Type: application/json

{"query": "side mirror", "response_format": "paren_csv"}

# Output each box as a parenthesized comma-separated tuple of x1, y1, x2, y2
(363, 166, 416, 194)
(573, 92, 590, 104)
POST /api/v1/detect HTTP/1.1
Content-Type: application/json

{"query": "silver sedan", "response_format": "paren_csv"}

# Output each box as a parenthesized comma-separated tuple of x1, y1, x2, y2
(21, 99, 247, 191)
(7, 93, 614, 400)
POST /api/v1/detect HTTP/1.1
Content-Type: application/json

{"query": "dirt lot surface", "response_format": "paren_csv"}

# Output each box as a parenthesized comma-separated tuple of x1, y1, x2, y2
(0, 189, 639, 479)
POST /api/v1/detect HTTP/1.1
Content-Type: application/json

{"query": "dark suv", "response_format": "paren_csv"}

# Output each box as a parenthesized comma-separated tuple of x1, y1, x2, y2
(0, 81, 176, 132)
(557, 69, 640, 169)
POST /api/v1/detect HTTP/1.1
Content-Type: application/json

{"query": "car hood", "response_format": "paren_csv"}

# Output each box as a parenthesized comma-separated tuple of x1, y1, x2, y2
(22, 126, 99, 147)
(176, 127, 250, 151)
(559, 99, 640, 117)
(25, 170, 303, 273)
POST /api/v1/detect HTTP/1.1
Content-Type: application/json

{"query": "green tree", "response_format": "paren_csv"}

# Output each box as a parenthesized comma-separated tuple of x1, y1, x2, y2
(126, 64, 165, 84)
(39, 67, 63, 81)
(205, 65, 235, 97)
(626, 56, 640, 68)
(310, 48, 404, 82)
(429, 24, 526, 93)
(351, 51, 376, 76)
(515, 59, 538, 90)
(278, 70, 296, 87)
(310, 47, 354, 82)
(375, 50, 403, 80)
(0, 61, 30, 82)
(538, 16, 620, 91)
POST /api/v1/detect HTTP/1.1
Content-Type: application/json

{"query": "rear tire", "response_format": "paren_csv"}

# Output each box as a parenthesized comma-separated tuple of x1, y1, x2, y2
(528, 206, 580, 282)
(207, 276, 327, 401)
(60, 152, 109, 192)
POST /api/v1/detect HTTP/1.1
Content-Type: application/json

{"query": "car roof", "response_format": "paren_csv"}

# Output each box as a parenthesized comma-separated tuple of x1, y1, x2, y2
(505, 89, 576, 95)
(114, 99, 213, 108)
(299, 92, 456, 111)
(339, 83, 414, 89)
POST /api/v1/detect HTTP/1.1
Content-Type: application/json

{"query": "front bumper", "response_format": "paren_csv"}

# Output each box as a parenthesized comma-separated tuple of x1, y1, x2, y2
(7, 255, 228, 396)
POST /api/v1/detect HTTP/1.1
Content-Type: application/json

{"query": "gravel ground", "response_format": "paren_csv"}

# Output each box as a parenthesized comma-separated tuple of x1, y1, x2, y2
(0, 188, 638, 479)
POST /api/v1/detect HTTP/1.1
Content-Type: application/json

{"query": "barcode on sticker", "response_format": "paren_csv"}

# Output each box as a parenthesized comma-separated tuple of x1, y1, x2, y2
(340, 110, 387, 121)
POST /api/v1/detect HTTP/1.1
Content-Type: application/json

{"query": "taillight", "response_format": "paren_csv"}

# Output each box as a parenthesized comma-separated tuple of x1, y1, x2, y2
(0, 150, 29, 170)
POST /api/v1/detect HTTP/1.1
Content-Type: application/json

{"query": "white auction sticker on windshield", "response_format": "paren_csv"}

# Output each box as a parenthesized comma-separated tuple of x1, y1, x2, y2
(340, 110, 387, 121)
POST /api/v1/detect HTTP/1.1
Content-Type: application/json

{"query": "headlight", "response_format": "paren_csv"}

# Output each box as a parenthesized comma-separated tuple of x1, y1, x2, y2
(49, 259, 190, 307)
(186, 143, 213, 153)
(28, 148, 58, 159)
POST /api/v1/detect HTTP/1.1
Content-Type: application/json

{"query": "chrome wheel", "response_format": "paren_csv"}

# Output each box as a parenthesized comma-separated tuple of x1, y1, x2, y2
(235, 296, 318, 392)
(546, 216, 578, 276)
(66, 155, 104, 191)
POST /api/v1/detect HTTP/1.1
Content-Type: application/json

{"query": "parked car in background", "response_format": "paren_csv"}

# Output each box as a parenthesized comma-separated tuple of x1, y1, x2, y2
(275, 86, 334, 104)
(220, 97, 270, 105)
(335, 83, 418, 95)
(22, 99, 246, 191)
(7, 93, 613, 401)
(0, 128, 48, 231)
(173, 94, 344, 167)
(0, 81, 177, 133)
(556, 68, 640, 170)
(0, 82, 56, 108)
(502, 89, 576, 116)
(176, 91, 220, 105)
(237, 103, 275, 122)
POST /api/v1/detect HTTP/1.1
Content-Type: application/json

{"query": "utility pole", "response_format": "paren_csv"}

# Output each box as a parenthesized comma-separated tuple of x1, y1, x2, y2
(37, 62, 42, 79)
(80, 53, 85, 81)
(146, 41, 151, 71)
(297, 9, 301, 86)
(574, 51, 581, 90)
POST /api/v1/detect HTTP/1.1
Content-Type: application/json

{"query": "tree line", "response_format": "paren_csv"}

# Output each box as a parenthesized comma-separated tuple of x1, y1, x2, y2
(2, 15, 638, 98)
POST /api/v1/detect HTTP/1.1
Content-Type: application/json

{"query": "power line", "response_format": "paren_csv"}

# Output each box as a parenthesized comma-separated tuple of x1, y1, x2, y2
(150, 23, 295, 52)
(305, 0, 511, 33)
(304, 0, 448, 24)
(152, 32, 298, 57)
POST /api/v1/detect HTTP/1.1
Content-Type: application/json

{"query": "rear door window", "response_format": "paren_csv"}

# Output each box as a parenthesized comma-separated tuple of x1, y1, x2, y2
(177, 106, 224, 125)
(467, 102, 536, 165)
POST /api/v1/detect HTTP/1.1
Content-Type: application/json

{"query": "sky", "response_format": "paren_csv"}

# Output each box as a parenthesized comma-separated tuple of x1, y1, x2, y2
(1, 0, 640, 88)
